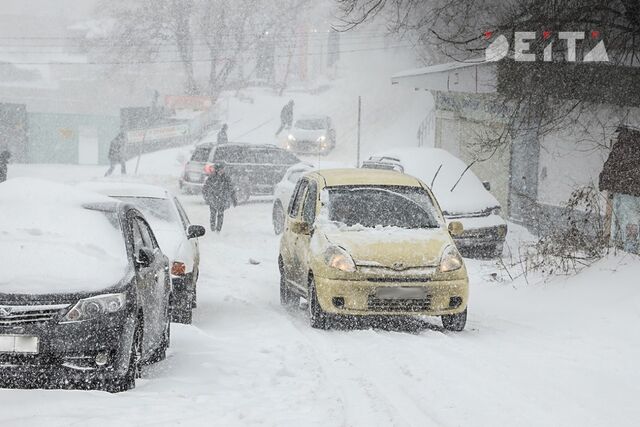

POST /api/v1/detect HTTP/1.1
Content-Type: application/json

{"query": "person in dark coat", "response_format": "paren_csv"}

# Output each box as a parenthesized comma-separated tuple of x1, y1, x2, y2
(105, 132, 127, 176)
(275, 100, 295, 136)
(0, 150, 11, 183)
(217, 123, 229, 145)
(202, 162, 237, 232)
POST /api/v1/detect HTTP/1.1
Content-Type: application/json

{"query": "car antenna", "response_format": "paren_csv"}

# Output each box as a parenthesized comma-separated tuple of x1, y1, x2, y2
(450, 160, 476, 192)
(430, 164, 443, 189)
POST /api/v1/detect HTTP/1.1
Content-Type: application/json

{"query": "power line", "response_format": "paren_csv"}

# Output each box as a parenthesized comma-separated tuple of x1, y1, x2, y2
(0, 29, 391, 41)
(0, 39, 400, 55)
(0, 44, 414, 66)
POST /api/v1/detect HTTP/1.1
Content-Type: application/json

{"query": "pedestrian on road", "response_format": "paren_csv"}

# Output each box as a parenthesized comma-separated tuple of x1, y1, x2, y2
(202, 162, 237, 232)
(105, 131, 127, 176)
(217, 123, 229, 145)
(0, 150, 11, 183)
(275, 100, 295, 136)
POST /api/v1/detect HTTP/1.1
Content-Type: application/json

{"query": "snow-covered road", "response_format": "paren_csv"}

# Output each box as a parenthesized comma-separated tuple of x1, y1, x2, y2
(2, 189, 639, 426)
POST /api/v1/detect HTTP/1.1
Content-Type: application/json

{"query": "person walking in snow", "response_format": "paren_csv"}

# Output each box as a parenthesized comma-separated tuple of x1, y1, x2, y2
(217, 123, 229, 145)
(105, 131, 127, 176)
(275, 100, 294, 136)
(0, 150, 11, 183)
(202, 162, 237, 232)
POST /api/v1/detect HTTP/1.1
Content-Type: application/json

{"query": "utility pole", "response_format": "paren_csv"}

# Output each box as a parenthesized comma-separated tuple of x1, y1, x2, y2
(356, 96, 361, 167)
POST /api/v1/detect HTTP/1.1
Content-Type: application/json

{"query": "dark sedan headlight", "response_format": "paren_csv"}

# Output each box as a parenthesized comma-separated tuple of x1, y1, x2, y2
(60, 293, 126, 323)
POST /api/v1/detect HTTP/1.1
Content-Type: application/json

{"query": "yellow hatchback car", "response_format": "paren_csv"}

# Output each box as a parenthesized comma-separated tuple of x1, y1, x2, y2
(278, 168, 469, 331)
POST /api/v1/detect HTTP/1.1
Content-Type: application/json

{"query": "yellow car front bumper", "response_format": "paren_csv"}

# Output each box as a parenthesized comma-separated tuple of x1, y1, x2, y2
(314, 276, 468, 316)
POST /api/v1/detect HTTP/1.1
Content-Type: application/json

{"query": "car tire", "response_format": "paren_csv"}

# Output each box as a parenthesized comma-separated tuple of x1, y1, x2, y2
(308, 277, 328, 330)
(105, 319, 143, 393)
(279, 259, 298, 307)
(149, 305, 171, 364)
(172, 300, 193, 324)
(442, 308, 467, 332)
(273, 202, 285, 235)
(172, 276, 194, 324)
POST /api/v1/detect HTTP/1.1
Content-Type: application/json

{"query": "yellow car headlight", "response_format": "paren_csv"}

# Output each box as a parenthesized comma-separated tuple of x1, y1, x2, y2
(439, 245, 463, 273)
(324, 246, 356, 272)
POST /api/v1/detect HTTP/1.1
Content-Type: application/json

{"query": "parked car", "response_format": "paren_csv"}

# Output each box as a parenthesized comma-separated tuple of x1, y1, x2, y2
(0, 178, 171, 392)
(278, 168, 469, 331)
(272, 162, 314, 234)
(362, 148, 507, 258)
(78, 182, 205, 324)
(179, 142, 300, 201)
(284, 115, 336, 155)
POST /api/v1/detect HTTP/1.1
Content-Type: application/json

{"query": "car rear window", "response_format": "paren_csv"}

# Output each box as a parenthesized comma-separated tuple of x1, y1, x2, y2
(214, 146, 247, 163)
(191, 146, 212, 162)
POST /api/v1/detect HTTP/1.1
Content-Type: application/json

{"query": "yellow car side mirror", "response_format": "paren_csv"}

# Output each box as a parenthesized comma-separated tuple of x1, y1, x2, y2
(448, 221, 464, 237)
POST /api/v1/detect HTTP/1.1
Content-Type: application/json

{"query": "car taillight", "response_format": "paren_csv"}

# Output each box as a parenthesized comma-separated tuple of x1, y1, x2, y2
(171, 262, 186, 276)
(204, 164, 214, 174)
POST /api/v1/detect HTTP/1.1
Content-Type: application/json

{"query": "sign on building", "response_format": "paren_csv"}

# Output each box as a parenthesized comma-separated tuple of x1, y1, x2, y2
(126, 124, 189, 143)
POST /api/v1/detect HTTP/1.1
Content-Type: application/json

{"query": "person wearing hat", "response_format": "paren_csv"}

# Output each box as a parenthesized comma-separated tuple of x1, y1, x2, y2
(217, 123, 229, 145)
(275, 100, 294, 136)
(202, 162, 238, 232)
(0, 150, 11, 183)
(105, 131, 127, 176)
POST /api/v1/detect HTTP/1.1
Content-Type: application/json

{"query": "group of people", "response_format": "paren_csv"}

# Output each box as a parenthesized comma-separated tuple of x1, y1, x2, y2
(1, 99, 297, 231)
(201, 99, 295, 232)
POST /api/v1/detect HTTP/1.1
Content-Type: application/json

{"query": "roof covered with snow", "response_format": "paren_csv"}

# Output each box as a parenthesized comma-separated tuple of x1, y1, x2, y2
(311, 168, 423, 188)
(391, 59, 497, 94)
(370, 148, 500, 215)
(0, 178, 129, 295)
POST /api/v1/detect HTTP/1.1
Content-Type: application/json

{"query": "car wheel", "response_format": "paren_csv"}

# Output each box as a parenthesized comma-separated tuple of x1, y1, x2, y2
(308, 276, 328, 330)
(273, 202, 285, 235)
(105, 319, 143, 393)
(279, 261, 298, 307)
(442, 308, 467, 332)
(172, 296, 193, 324)
(149, 305, 171, 364)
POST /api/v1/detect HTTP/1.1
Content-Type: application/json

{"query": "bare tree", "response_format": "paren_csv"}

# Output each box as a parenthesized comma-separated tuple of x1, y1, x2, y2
(98, 0, 314, 99)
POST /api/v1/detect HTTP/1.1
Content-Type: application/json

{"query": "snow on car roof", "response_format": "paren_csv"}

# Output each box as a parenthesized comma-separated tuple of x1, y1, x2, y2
(78, 181, 170, 200)
(311, 168, 423, 188)
(371, 147, 500, 214)
(0, 177, 117, 206)
(0, 178, 129, 295)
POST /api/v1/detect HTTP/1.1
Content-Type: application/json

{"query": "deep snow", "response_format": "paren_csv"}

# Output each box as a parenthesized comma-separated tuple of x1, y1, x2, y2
(1, 159, 639, 426)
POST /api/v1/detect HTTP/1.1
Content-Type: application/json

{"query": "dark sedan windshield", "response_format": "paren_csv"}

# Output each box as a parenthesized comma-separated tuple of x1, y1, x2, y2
(326, 186, 440, 229)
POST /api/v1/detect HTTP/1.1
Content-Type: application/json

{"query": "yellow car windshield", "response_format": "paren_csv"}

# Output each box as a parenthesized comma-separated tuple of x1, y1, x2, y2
(326, 186, 440, 229)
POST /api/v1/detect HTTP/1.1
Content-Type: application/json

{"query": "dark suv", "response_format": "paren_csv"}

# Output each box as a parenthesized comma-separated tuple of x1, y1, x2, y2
(179, 143, 300, 202)
(0, 181, 171, 393)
